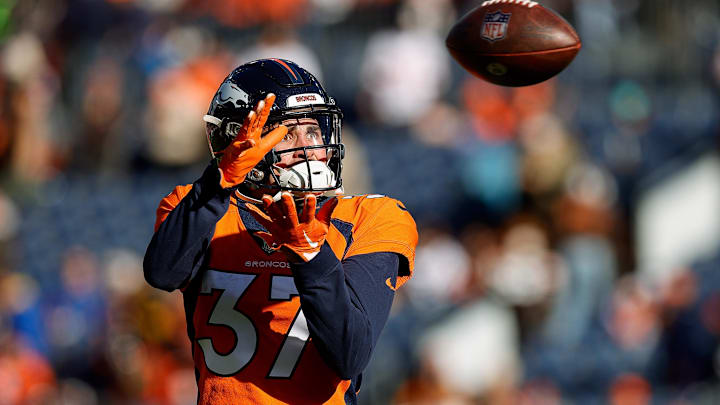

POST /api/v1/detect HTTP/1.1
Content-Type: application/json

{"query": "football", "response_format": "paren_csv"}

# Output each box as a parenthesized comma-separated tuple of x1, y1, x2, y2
(446, 0, 581, 87)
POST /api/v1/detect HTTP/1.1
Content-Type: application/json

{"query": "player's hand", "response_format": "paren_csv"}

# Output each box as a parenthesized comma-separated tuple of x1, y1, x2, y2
(218, 93, 288, 189)
(247, 193, 338, 262)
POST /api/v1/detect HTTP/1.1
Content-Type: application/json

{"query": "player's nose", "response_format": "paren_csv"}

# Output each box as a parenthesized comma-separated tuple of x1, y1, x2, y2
(292, 147, 320, 162)
(291, 135, 320, 158)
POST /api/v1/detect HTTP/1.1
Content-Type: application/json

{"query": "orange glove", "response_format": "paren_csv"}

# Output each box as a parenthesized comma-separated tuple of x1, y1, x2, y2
(218, 93, 288, 189)
(247, 193, 338, 262)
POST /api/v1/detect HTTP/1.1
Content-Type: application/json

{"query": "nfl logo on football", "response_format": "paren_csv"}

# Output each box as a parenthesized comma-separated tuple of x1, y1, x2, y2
(481, 11, 511, 42)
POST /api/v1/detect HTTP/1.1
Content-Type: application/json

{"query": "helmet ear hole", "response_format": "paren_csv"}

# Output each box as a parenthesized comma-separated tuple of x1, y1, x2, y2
(248, 168, 264, 181)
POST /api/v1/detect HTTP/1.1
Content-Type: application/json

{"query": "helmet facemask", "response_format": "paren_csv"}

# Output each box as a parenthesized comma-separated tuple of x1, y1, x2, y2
(252, 107, 344, 195)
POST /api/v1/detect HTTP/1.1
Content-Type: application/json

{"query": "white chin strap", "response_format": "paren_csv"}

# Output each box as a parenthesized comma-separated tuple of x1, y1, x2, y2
(276, 160, 336, 190)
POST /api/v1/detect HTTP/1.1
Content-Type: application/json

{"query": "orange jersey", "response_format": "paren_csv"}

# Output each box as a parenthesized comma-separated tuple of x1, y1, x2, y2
(152, 186, 417, 405)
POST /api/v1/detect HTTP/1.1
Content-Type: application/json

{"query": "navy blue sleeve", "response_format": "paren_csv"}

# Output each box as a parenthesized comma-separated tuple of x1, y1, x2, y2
(291, 244, 399, 380)
(143, 164, 231, 292)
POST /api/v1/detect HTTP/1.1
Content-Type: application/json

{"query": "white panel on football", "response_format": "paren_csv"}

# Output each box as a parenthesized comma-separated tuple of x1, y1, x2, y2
(636, 153, 720, 285)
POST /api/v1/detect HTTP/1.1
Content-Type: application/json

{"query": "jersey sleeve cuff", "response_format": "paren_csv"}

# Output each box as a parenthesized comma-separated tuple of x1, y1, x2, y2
(290, 244, 341, 286)
(199, 162, 232, 197)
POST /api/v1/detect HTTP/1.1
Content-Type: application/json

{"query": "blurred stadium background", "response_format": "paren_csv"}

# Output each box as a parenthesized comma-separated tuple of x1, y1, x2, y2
(0, 0, 719, 403)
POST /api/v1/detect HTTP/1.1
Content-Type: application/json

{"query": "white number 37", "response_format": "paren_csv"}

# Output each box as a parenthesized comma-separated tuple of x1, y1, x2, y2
(197, 270, 309, 378)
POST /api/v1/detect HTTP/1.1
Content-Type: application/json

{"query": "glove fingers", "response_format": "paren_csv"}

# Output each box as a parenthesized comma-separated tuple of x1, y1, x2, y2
(258, 125, 288, 155)
(300, 194, 316, 224)
(316, 197, 338, 226)
(238, 110, 260, 141)
(249, 100, 265, 134)
(278, 192, 300, 225)
(262, 195, 286, 223)
(217, 94, 280, 190)
(257, 93, 275, 128)
(247, 93, 274, 134)
(231, 139, 255, 154)
(261, 195, 274, 211)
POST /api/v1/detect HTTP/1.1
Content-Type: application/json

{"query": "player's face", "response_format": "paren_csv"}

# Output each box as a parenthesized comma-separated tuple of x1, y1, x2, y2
(268, 118, 328, 168)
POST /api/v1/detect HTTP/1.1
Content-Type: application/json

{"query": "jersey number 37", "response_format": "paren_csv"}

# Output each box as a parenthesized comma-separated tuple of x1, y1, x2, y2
(197, 270, 309, 378)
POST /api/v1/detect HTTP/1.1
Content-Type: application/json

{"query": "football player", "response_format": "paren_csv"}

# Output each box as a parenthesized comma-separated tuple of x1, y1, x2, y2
(143, 59, 418, 404)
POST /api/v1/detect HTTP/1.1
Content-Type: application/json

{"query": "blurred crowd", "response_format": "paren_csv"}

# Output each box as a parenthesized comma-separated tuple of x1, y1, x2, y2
(0, 0, 720, 404)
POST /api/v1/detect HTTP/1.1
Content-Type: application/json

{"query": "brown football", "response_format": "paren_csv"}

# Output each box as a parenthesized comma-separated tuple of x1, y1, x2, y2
(446, 0, 581, 87)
